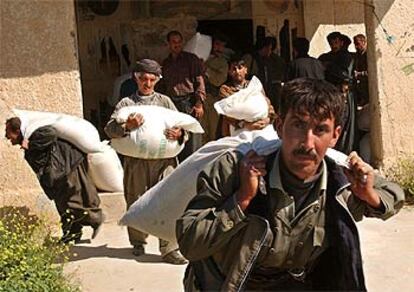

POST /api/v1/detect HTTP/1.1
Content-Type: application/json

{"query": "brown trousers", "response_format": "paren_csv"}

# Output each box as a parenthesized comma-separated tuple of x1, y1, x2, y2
(201, 92, 221, 144)
(123, 156, 178, 256)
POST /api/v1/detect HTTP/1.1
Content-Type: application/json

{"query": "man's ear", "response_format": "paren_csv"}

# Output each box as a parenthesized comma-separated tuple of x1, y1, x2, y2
(275, 114, 284, 137)
(329, 125, 342, 147)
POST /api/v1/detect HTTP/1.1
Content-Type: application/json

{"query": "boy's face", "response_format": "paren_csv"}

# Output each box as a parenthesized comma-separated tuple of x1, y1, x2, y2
(228, 63, 247, 83)
(277, 110, 341, 180)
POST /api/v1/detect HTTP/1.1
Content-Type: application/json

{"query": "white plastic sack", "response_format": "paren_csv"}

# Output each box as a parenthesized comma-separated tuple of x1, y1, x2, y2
(88, 141, 124, 193)
(119, 125, 280, 243)
(120, 124, 352, 244)
(13, 109, 103, 153)
(111, 105, 204, 159)
(183, 32, 212, 62)
(214, 76, 268, 122)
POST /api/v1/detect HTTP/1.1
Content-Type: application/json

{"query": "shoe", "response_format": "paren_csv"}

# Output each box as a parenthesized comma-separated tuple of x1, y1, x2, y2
(60, 233, 82, 244)
(162, 251, 188, 265)
(132, 245, 145, 256)
(91, 222, 103, 240)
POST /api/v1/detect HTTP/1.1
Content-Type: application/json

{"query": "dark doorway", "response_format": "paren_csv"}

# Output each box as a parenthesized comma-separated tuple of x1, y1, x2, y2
(197, 19, 254, 55)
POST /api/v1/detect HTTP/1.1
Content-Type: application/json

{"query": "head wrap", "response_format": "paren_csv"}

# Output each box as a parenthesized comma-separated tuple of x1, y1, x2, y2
(134, 59, 162, 77)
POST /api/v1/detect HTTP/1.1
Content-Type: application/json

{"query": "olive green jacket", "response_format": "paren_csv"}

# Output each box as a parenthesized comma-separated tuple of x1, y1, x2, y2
(176, 150, 404, 291)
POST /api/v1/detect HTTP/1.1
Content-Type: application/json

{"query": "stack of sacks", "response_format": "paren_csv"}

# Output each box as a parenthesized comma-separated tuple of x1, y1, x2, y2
(13, 109, 123, 193)
(110, 105, 204, 159)
(183, 32, 212, 62)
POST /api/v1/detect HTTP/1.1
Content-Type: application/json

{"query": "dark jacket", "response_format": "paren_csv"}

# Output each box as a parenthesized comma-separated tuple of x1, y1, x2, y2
(177, 150, 404, 291)
(24, 126, 85, 200)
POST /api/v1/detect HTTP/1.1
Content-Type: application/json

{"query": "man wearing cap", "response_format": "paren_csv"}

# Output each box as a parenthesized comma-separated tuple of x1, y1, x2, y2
(105, 59, 188, 265)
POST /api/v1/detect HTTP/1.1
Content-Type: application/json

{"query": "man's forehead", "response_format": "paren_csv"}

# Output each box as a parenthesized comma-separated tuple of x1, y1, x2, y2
(287, 110, 335, 124)
(139, 73, 157, 79)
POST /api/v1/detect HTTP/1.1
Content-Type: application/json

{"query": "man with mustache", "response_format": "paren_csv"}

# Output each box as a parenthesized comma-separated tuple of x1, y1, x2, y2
(158, 30, 206, 161)
(105, 59, 187, 265)
(176, 78, 404, 291)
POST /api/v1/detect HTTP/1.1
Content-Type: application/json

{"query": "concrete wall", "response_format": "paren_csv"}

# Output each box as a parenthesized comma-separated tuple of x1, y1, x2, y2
(364, 0, 414, 168)
(0, 0, 82, 217)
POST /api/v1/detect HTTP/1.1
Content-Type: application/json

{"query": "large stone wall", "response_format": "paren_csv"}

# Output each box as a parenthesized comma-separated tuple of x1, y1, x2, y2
(365, 0, 414, 168)
(0, 0, 82, 217)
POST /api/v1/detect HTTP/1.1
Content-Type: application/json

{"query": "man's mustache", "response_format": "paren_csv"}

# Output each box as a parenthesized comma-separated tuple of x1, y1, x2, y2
(293, 146, 318, 160)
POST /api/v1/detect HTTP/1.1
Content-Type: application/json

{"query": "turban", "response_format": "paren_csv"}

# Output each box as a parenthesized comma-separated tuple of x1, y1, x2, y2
(134, 59, 162, 77)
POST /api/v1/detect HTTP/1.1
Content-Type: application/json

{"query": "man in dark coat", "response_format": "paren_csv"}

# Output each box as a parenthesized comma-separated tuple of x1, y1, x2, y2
(5, 118, 103, 243)
(287, 37, 325, 81)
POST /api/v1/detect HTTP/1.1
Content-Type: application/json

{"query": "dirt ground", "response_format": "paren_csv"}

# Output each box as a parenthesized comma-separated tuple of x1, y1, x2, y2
(65, 207, 414, 292)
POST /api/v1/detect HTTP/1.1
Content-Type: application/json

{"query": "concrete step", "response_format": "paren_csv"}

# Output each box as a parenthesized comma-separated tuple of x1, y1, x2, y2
(98, 192, 126, 223)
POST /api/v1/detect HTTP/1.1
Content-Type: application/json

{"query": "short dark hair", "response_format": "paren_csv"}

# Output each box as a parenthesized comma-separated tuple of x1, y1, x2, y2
(212, 33, 228, 44)
(166, 30, 183, 42)
(293, 37, 310, 55)
(5, 117, 21, 132)
(228, 54, 246, 67)
(327, 31, 342, 43)
(279, 78, 344, 127)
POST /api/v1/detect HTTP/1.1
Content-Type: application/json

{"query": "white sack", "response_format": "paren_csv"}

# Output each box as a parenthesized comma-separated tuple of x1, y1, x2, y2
(88, 141, 124, 193)
(120, 124, 352, 244)
(13, 109, 103, 153)
(183, 32, 212, 62)
(119, 125, 280, 243)
(110, 105, 204, 159)
(214, 76, 268, 122)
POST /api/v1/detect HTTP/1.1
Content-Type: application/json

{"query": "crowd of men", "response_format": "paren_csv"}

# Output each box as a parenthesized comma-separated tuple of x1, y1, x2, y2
(5, 28, 404, 290)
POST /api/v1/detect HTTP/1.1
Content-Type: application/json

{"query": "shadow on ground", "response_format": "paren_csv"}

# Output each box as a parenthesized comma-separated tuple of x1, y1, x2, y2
(69, 244, 163, 263)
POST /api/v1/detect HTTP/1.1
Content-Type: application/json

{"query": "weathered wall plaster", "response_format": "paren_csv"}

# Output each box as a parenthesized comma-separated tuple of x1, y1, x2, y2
(364, 0, 414, 168)
(0, 0, 82, 218)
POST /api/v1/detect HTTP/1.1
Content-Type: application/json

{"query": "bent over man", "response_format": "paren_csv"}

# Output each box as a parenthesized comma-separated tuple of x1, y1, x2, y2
(5, 120, 103, 243)
(176, 78, 404, 291)
(105, 59, 187, 265)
